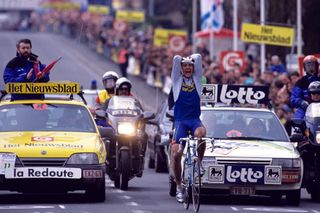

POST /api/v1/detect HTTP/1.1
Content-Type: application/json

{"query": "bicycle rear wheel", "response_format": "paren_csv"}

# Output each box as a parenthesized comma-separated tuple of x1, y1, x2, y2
(192, 157, 201, 212)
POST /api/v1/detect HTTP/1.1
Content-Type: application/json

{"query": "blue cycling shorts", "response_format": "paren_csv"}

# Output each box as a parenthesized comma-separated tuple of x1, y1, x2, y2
(173, 118, 203, 145)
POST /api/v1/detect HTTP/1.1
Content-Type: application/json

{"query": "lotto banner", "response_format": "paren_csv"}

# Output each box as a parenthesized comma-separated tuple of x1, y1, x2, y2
(201, 84, 269, 105)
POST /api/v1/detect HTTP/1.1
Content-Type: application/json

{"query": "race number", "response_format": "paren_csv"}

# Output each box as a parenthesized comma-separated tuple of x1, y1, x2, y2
(0, 153, 16, 175)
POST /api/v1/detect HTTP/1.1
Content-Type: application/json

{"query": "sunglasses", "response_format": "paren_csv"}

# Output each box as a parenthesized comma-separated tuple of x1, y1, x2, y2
(311, 92, 320, 95)
(119, 87, 129, 91)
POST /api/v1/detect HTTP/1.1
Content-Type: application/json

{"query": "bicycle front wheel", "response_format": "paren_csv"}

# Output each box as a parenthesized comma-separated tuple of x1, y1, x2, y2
(182, 158, 191, 209)
(192, 157, 201, 212)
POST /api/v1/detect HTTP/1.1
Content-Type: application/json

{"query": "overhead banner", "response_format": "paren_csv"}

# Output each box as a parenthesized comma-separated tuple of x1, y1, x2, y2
(153, 28, 187, 47)
(241, 23, 294, 47)
(201, 84, 269, 105)
(0, 0, 41, 10)
(115, 10, 145, 23)
(88, 5, 110, 15)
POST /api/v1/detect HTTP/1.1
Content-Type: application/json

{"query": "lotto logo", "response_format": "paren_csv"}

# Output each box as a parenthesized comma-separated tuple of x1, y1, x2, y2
(225, 165, 264, 184)
(219, 85, 266, 105)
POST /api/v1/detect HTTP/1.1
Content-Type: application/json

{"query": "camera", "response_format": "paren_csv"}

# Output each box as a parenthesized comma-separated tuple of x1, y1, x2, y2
(28, 53, 38, 62)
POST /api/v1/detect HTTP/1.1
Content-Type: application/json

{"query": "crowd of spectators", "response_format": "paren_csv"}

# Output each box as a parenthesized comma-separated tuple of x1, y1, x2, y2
(25, 8, 300, 131)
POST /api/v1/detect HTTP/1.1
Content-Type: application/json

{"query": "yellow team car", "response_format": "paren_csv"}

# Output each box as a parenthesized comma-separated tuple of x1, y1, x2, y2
(0, 84, 110, 202)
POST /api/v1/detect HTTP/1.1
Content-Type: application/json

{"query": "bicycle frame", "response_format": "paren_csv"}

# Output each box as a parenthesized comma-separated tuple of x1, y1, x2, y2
(180, 136, 214, 212)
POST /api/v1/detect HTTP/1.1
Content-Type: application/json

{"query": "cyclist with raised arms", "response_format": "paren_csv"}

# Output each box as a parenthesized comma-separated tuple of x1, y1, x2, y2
(170, 54, 206, 203)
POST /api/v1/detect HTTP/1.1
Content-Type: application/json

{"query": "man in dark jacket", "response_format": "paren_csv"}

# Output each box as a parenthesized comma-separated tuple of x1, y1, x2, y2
(290, 55, 320, 119)
(3, 38, 49, 100)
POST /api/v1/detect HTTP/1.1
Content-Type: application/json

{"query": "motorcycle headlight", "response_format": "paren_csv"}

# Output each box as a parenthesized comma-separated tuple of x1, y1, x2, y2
(66, 153, 99, 165)
(316, 131, 320, 144)
(118, 122, 136, 135)
(272, 158, 301, 168)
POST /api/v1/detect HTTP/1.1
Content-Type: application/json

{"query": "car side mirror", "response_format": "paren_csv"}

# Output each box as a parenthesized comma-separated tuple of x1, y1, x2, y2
(166, 110, 174, 121)
(147, 119, 158, 125)
(95, 109, 106, 118)
(98, 126, 114, 138)
(143, 111, 155, 121)
(290, 133, 306, 143)
(291, 119, 306, 128)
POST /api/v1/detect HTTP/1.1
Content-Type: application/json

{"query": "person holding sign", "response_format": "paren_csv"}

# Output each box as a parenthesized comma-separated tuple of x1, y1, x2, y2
(3, 38, 49, 100)
(170, 54, 206, 203)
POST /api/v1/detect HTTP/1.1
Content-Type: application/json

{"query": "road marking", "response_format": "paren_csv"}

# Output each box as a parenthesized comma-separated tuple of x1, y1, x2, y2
(243, 208, 308, 212)
(58, 205, 66, 209)
(312, 211, 320, 213)
(119, 195, 132, 200)
(126, 202, 139, 206)
(231, 207, 239, 211)
(132, 210, 152, 213)
(0, 205, 55, 210)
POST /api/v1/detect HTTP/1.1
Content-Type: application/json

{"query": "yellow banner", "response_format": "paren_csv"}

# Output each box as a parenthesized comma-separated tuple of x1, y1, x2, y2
(116, 10, 145, 23)
(153, 28, 187, 47)
(41, 2, 80, 10)
(88, 5, 110, 15)
(241, 23, 294, 47)
(6, 82, 80, 94)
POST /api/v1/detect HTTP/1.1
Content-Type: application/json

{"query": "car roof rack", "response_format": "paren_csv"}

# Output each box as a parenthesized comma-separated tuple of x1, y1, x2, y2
(0, 90, 88, 105)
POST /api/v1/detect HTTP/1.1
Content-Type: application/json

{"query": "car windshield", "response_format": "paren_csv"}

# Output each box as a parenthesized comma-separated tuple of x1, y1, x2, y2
(200, 109, 289, 142)
(0, 103, 96, 132)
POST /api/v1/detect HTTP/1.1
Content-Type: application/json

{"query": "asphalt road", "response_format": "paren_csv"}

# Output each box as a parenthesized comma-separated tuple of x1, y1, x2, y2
(0, 31, 320, 213)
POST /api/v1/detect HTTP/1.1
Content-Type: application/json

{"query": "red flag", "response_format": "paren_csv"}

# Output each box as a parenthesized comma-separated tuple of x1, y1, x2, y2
(35, 57, 62, 80)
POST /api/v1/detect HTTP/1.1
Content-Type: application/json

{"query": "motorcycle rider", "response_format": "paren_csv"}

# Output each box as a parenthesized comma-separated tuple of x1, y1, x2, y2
(170, 54, 206, 203)
(291, 55, 320, 119)
(309, 81, 320, 103)
(96, 71, 119, 110)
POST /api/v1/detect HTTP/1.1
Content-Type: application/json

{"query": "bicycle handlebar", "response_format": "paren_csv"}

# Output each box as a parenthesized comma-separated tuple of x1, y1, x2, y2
(178, 137, 214, 143)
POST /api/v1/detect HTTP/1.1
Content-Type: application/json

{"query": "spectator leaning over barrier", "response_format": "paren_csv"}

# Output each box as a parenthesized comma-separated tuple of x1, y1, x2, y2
(270, 55, 288, 74)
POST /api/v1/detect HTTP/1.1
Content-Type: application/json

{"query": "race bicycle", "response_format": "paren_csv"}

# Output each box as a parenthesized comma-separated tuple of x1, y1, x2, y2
(180, 136, 214, 212)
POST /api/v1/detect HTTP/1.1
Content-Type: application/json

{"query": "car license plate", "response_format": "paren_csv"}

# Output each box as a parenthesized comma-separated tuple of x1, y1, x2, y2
(5, 167, 81, 179)
(230, 186, 255, 195)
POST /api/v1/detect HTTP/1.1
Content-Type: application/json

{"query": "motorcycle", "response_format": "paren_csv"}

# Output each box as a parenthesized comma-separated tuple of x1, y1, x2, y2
(97, 96, 155, 190)
(291, 102, 320, 202)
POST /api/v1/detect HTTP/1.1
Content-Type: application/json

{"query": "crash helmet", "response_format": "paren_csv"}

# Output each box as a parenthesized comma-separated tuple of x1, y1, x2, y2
(303, 55, 319, 76)
(115, 77, 132, 95)
(181, 56, 195, 65)
(102, 71, 119, 89)
(309, 81, 320, 93)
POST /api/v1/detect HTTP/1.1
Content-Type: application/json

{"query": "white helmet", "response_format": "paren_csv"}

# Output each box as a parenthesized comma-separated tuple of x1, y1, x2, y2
(115, 77, 132, 95)
(181, 56, 195, 65)
(102, 71, 119, 82)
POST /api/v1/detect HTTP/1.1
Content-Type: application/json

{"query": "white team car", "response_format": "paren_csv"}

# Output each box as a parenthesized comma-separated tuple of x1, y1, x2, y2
(200, 106, 303, 206)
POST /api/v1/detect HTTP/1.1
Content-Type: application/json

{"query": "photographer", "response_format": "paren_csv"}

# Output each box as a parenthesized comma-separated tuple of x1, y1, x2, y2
(3, 38, 49, 100)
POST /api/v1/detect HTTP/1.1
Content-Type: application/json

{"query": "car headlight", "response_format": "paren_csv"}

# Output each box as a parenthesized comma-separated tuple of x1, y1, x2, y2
(118, 122, 136, 135)
(316, 131, 320, 144)
(66, 153, 98, 165)
(272, 158, 301, 168)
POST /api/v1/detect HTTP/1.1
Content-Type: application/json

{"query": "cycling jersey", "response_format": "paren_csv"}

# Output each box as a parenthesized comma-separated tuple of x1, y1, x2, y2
(171, 54, 203, 144)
